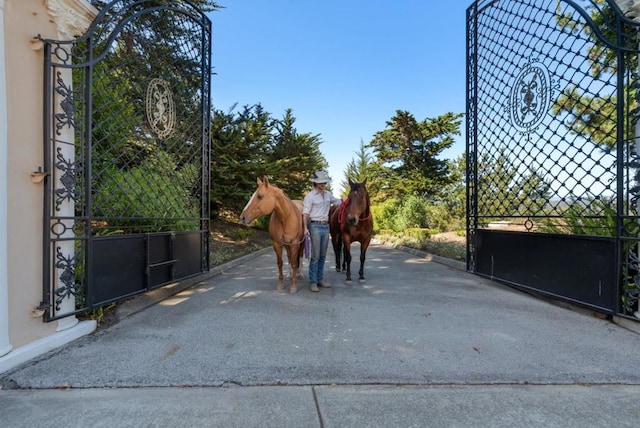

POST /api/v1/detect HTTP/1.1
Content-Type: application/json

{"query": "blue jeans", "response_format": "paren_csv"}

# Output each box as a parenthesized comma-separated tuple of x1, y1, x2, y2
(308, 222, 329, 284)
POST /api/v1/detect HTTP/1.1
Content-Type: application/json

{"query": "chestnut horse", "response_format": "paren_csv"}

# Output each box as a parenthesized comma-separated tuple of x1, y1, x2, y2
(329, 179, 373, 282)
(240, 176, 305, 293)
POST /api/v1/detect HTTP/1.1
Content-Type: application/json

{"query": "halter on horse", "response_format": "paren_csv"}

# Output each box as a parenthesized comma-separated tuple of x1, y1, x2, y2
(240, 176, 305, 293)
(329, 179, 373, 283)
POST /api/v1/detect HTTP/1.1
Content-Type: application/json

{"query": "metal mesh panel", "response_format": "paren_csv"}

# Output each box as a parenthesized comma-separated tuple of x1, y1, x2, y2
(467, 0, 640, 318)
(41, 0, 211, 320)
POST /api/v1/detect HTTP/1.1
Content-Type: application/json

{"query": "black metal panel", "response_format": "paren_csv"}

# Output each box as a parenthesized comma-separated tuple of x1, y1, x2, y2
(90, 236, 146, 306)
(475, 230, 617, 312)
(174, 232, 204, 278)
(148, 234, 175, 288)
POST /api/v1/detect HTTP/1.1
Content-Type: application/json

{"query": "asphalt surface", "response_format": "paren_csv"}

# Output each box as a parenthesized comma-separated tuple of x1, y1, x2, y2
(1, 243, 640, 427)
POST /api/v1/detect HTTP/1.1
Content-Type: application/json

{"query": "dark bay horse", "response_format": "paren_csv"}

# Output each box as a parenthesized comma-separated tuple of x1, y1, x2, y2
(240, 176, 305, 293)
(329, 179, 373, 283)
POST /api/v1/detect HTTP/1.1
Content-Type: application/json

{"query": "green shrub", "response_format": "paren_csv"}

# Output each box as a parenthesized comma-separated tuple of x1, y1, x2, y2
(372, 198, 401, 232)
(93, 150, 199, 232)
(254, 215, 271, 230)
(397, 195, 428, 229)
(230, 227, 255, 241)
(405, 228, 431, 240)
(424, 202, 457, 232)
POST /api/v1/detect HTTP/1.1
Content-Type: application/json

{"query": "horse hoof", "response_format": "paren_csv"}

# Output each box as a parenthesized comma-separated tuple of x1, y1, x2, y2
(358, 278, 366, 283)
(335, 268, 341, 272)
(289, 287, 298, 294)
(345, 279, 352, 284)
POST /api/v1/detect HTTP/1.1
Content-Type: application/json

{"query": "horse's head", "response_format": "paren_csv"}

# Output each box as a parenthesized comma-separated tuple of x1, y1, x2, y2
(345, 178, 370, 226)
(240, 176, 278, 225)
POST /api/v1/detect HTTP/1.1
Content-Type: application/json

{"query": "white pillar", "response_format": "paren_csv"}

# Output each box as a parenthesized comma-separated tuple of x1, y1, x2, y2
(0, 0, 12, 357)
(44, 0, 98, 329)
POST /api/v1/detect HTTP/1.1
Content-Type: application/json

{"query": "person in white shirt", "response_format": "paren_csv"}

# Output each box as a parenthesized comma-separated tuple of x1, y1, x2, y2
(302, 171, 342, 292)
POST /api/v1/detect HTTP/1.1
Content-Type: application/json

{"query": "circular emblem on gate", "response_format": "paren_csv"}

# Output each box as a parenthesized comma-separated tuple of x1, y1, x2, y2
(508, 62, 551, 133)
(146, 78, 175, 139)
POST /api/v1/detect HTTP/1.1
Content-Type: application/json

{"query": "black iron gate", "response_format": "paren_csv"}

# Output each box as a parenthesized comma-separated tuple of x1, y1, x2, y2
(39, 0, 211, 321)
(466, 0, 640, 320)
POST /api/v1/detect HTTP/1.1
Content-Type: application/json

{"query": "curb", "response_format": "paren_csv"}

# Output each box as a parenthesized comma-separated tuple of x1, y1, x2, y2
(372, 239, 467, 271)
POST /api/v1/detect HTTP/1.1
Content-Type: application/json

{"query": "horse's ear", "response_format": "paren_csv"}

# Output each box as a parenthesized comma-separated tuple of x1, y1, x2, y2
(257, 176, 263, 186)
(348, 178, 354, 186)
(263, 175, 270, 187)
(362, 178, 367, 186)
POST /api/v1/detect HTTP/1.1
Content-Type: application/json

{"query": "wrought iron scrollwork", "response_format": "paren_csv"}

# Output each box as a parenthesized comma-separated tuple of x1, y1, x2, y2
(54, 72, 75, 134)
(53, 247, 81, 311)
(53, 147, 81, 211)
(507, 59, 556, 134)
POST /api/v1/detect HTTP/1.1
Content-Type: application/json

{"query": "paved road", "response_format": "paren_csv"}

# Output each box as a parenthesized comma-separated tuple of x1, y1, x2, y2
(1, 243, 639, 427)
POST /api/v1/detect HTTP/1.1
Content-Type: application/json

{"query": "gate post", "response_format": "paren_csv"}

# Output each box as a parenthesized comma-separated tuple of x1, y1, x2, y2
(45, 0, 97, 327)
(52, 71, 79, 331)
(619, 0, 640, 319)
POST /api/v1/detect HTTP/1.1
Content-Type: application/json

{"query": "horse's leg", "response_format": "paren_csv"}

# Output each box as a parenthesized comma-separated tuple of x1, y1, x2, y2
(332, 233, 342, 272)
(288, 245, 298, 294)
(343, 235, 353, 283)
(358, 237, 372, 282)
(274, 244, 284, 290)
(297, 250, 304, 279)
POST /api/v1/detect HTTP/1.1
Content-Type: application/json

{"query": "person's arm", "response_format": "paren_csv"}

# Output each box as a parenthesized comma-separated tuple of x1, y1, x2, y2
(302, 213, 310, 234)
(302, 195, 311, 233)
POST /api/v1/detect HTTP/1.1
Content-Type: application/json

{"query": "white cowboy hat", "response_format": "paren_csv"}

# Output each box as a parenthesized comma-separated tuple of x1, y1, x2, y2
(309, 170, 331, 183)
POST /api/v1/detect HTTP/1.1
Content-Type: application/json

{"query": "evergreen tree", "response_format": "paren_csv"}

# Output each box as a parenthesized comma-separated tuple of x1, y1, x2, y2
(268, 109, 327, 199)
(368, 110, 463, 199)
(210, 104, 274, 215)
(339, 139, 373, 198)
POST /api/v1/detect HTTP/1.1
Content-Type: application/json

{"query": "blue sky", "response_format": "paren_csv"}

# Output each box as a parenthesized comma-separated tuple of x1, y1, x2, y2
(208, 0, 470, 191)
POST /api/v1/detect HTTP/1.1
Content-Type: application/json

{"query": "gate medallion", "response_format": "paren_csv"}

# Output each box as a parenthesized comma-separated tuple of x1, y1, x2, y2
(508, 60, 553, 133)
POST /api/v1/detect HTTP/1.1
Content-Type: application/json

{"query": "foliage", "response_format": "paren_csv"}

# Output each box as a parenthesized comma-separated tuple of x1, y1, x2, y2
(91, 0, 223, 13)
(477, 149, 551, 217)
(210, 104, 274, 215)
(93, 150, 199, 232)
(339, 140, 374, 198)
(375, 230, 466, 262)
(404, 228, 431, 240)
(371, 194, 462, 234)
(397, 195, 428, 229)
(552, 0, 638, 151)
(368, 110, 463, 200)
(371, 198, 401, 232)
(78, 303, 117, 325)
(267, 109, 328, 199)
(540, 194, 635, 237)
(210, 104, 327, 216)
(439, 154, 466, 220)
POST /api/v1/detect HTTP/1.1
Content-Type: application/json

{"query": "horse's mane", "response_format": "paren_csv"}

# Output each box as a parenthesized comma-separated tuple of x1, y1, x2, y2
(269, 184, 292, 202)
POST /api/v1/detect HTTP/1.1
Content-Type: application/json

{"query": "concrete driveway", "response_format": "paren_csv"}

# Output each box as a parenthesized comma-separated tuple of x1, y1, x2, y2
(1, 243, 639, 427)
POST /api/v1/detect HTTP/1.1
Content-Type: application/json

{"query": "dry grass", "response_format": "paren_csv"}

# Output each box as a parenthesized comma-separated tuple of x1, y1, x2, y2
(376, 230, 466, 262)
(209, 219, 272, 265)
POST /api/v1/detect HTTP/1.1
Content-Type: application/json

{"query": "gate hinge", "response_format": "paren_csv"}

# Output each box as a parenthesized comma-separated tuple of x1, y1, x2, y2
(31, 302, 51, 318)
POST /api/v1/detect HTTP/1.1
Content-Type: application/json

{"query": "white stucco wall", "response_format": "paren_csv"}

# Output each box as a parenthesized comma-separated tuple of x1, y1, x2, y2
(0, 0, 9, 358)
